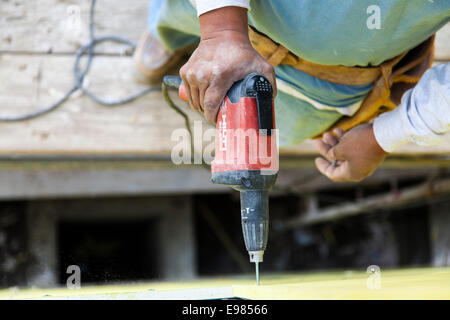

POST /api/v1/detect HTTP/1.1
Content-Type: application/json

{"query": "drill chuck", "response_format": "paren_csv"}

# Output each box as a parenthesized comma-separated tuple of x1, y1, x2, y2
(240, 189, 269, 262)
(248, 251, 265, 263)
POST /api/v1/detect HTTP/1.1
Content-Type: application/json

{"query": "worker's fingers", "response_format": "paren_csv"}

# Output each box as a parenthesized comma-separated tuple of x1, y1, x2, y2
(333, 128, 345, 139)
(314, 139, 329, 158)
(315, 136, 347, 165)
(183, 83, 194, 110)
(315, 157, 342, 181)
(314, 139, 335, 162)
(190, 86, 201, 112)
(315, 157, 351, 182)
(185, 67, 203, 112)
(334, 161, 353, 182)
(329, 141, 348, 160)
(329, 145, 347, 162)
(203, 84, 227, 124)
(199, 84, 208, 113)
(323, 132, 338, 147)
(179, 69, 194, 109)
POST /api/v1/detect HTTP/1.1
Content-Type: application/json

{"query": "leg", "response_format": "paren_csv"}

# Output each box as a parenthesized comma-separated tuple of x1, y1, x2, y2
(147, 0, 200, 52)
(134, 0, 200, 81)
(275, 90, 343, 147)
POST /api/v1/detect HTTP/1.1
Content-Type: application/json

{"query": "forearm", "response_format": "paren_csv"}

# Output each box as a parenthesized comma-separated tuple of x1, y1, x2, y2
(199, 6, 249, 40)
(180, 1, 274, 124)
(373, 63, 450, 152)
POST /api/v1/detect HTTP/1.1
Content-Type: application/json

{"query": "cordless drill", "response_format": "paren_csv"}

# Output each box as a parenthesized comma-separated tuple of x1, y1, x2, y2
(164, 73, 278, 285)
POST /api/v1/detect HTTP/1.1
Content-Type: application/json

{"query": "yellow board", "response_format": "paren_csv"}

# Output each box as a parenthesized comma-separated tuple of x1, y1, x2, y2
(1, 267, 449, 300)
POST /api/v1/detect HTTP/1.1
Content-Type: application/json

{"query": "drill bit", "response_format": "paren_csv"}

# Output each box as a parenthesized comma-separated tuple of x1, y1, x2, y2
(248, 251, 264, 286)
(255, 262, 260, 286)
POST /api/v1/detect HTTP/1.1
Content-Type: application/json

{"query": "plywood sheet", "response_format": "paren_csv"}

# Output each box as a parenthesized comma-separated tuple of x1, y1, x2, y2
(0, 0, 148, 54)
(0, 53, 209, 155)
(1, 267, 449, 300)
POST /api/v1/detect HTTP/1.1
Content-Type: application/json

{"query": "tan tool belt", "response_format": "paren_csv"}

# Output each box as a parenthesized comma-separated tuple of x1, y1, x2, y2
(248, 26, 435, 135)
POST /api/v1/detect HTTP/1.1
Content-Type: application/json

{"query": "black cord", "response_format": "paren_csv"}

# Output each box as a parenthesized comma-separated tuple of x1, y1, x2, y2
(162, 78, 194, 155)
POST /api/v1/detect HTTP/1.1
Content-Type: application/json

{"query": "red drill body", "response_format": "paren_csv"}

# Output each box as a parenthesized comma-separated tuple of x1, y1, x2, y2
(170, 73, 279, 285)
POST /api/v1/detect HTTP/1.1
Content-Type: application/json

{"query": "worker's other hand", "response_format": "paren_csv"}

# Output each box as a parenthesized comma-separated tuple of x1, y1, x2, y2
(314, 123, 388, 182)
(179, 31, 276, 124)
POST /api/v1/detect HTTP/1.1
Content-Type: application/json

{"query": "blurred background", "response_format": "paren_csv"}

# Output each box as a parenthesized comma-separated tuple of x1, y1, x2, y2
(0, 0, 449, 289)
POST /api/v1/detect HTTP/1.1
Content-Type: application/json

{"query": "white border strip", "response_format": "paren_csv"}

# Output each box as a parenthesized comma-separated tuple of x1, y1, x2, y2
(276, 78, 363, 116)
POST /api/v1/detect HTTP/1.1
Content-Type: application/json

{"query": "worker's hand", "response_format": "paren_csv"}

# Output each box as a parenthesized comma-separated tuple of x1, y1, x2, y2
(180, 32, 276, 124)
(314, 123, 388, 182)
(179, 7, 276, 124)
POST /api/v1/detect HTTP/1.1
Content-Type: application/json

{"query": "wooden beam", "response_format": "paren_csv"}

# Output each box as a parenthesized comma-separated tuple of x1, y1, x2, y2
(0, 53, 208, 155)
(0, 155, 446, 199)
(279, 178, 450, 229)
(0, 0, 148, 55)
(0, 167, 227, 200)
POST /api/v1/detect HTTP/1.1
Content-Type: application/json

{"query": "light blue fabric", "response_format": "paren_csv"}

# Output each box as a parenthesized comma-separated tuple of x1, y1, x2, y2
(274, 90, 347, 145)
(147, 0, 450, 146)
(147, 0, 200, 51)
(247, 0, 450, 66)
